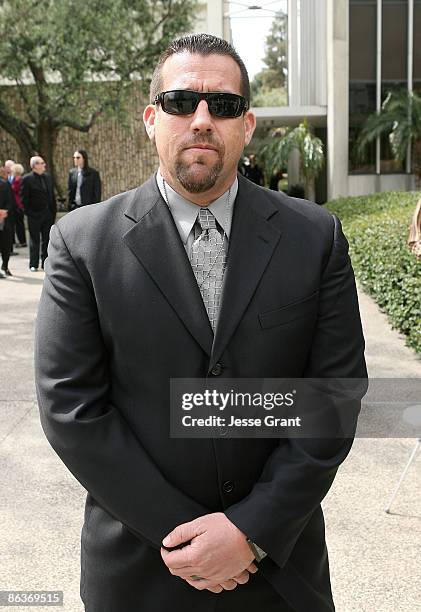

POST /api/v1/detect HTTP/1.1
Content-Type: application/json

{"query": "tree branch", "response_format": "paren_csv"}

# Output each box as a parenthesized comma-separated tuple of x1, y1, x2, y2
(0, 99, 38, 162)
(0, 100, 36, 144)
(56, 108, 104, 132)
(15, 80, 38, 127)
(27, 59, 49, 116)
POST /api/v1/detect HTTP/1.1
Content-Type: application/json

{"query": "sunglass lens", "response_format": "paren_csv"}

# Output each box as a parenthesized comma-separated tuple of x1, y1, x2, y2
(163, 91, 197, 114)
(208, 94, 241, 117)
(159, 91, 245, 117)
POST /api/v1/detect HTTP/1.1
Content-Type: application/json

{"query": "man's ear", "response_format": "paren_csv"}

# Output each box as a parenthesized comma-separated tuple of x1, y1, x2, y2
(243, 111, 257, 147)
(143, 104, 157, 142)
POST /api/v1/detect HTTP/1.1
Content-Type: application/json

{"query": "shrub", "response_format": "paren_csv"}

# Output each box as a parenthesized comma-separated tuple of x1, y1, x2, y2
(325, 192, 421, 356)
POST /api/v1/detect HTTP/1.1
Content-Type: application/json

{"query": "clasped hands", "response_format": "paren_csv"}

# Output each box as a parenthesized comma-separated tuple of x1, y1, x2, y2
(160, 512, 258, 593)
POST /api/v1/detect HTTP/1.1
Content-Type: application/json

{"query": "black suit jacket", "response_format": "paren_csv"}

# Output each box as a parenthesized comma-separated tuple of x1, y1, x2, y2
(0, 178, 15, 236)
(0, 178, 15, 212)
(68, 166, 101, 210)
(35, 174, 367, 612)
(21, 171, 56, 216)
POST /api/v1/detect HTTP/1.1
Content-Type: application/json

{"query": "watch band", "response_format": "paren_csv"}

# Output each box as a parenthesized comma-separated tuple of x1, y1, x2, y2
(246, 538, 267, 562)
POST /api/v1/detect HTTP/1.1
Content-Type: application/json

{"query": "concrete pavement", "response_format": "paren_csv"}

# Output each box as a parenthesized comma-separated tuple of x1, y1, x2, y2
(0, 245, 420, 611)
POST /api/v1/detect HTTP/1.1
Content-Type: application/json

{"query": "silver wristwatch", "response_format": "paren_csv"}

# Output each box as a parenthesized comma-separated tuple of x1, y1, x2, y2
(246, 538, 267, 562)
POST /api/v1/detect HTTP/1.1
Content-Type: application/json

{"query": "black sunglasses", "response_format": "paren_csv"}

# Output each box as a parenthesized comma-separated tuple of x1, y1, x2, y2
(154, 90, 249, 118)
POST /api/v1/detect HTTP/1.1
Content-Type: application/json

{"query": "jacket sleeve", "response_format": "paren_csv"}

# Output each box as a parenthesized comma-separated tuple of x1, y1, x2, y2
(94, 170, 101, 203)
(0, 181, 8, 210)
(20, 175, 30, 212)
(49, 175, 57, 215)
(0, 181, 15, 211)
(225, 214, 367, 569)
(67, 172, 74, 211)
(35, 223, 208, 549)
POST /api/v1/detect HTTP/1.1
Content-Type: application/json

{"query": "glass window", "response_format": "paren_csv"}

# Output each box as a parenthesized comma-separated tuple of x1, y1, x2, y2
(381, 0, 407, 172)
(414, 1, 421, 94)
(349, 0, 377, 173)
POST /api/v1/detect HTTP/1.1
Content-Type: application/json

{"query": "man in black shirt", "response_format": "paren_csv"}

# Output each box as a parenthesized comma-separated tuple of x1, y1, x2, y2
(21, 156, 56, 271)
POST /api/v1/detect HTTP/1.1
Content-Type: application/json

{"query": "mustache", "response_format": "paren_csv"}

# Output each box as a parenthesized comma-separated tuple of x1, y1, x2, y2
(180, 134, 224, 153)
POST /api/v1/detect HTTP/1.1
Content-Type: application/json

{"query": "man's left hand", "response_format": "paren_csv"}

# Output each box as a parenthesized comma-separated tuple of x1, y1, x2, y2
(160, 512, 257, 588)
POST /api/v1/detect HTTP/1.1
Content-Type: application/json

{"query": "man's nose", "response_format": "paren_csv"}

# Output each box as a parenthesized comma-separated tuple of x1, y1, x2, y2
(190, 99, 213, 131)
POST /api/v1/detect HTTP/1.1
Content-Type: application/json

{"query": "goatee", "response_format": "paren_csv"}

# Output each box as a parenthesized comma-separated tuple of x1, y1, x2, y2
(175, 158, 223, 193)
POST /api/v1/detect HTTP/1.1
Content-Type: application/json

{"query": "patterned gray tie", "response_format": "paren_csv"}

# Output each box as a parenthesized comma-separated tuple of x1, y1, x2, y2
(190, 207, 226, 331)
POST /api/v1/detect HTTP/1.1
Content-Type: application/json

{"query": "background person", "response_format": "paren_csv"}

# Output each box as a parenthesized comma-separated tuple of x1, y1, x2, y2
(4, 159, 17, 254)
(244, 154, 264, 185)
(408, 197, 421, 258)
(68, 149, 101, 211)
(4, 159, 15, 183)
(0, 166, 14, 276)
(11, 163, 27, 247)
(21, 156, 56, 271)
(269, 169, 283, 191)
(0, 208, 8, 278)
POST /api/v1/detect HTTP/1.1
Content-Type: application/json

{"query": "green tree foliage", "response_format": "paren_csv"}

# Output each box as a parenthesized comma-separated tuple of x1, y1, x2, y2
(357, 89, 421, 186)
(259, 120, 324, 200)
(0, 0, 197, 191)
(251, 9, 288, 107)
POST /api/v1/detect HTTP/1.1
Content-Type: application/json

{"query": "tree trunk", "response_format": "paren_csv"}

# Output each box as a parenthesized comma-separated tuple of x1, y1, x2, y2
(36, 119, 63, 198)
(10, 138, 35, 173)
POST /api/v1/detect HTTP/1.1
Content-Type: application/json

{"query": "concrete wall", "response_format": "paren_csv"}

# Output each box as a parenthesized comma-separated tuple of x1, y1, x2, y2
(327, 0, 349, 200)
(0, 85, 158, 204)
(288, 0, 327, 106)
(348, 173, 416, 197)
(193, 0, 231, 41)
(300, 0, 327, 106)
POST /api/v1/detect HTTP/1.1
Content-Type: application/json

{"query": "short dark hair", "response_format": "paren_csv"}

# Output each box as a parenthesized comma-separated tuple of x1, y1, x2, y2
(149, 34, 250, 105)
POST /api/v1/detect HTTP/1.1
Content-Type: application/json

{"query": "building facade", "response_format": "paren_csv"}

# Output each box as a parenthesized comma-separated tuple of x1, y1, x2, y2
(247, 0, 420, 200)
(1, 1, 418, 202)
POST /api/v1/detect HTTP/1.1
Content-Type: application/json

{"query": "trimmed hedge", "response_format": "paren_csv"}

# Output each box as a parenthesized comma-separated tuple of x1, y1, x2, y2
(325, 191, 421, 356)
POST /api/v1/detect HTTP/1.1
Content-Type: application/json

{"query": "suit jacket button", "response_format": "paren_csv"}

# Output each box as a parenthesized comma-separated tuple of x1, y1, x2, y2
(222, 480, 234, 494)
(211, 363, 223, 376)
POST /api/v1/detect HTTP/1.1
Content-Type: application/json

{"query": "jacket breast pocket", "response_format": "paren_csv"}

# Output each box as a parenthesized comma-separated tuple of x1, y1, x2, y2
(258, 291, 319, 329)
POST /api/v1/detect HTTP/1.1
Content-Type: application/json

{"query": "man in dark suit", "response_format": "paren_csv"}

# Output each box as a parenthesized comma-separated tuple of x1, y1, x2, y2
(68, 149, 102, 211)
(0, 166, 15, 277)
(21, 156, 56, 271)
(35, 34, 367, 612)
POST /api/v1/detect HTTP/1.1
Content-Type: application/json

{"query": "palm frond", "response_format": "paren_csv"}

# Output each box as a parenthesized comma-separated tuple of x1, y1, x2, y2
(258, 120, 324, 180)
(357, 89, 421, 163)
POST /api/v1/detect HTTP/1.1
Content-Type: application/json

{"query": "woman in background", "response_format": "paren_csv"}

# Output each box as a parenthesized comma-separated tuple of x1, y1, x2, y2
(408, 197, 421, 258)
(11, 163, 27, 247)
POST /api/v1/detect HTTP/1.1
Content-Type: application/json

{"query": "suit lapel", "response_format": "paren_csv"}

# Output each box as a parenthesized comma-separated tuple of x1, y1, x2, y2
(210, 176, 282, 370)
(122, 176, 213, 357)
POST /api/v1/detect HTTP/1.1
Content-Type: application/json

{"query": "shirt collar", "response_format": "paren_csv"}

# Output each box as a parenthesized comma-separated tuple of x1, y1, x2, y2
(156, 170, 238, 245)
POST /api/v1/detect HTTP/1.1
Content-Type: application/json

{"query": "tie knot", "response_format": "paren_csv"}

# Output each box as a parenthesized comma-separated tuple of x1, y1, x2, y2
(197, 207, 216, 231)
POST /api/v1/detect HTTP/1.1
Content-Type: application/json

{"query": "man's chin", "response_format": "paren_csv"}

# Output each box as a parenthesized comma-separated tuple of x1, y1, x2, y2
(175, 161, 222, 194)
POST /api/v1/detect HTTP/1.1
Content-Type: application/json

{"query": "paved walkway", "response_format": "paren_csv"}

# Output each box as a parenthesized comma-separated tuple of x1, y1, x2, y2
(0, 246, 420, 612)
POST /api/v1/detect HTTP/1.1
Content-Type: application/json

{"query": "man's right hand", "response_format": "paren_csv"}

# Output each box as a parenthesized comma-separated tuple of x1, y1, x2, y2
(205, 568, 255, 593)
(0, 210, 8, 219)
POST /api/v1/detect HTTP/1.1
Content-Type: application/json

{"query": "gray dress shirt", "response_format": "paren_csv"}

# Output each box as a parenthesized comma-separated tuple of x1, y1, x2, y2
(156, 170, 267, 563)
(156, 170, 238, 253)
